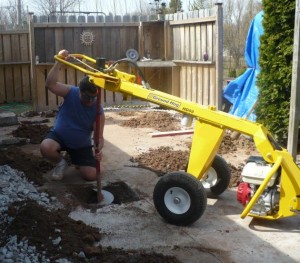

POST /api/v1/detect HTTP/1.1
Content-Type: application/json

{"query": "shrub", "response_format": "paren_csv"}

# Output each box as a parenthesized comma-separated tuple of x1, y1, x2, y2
(256, 0, 295, 145)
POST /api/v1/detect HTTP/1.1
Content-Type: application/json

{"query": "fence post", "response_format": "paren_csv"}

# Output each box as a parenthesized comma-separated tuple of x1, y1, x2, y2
(215, 2, 223, 110)
(28, 12, 38, 111)
(287, 0, 300, 159)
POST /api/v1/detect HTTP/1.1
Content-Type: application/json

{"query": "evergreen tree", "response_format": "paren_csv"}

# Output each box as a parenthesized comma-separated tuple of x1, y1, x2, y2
(256, 0, 295, 144)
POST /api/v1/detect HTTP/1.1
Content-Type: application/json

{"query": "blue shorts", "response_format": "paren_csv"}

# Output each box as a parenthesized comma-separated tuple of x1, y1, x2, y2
(45, 130, 96, 168)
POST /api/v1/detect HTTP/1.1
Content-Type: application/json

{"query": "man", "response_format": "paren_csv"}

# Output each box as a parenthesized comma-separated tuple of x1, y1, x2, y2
(40, 49, 105, 181)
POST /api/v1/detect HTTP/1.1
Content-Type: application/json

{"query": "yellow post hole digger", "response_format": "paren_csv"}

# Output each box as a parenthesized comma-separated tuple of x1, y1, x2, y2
(55, 54, 300, 226)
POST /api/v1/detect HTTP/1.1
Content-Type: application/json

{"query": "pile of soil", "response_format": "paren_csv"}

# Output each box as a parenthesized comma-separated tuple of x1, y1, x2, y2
(12, 123, 50, 144)
(0, 146, 53, 186)
(120, 111, 181, 131)
(131, 146, 189, 176)
(0, 109, 256, 262)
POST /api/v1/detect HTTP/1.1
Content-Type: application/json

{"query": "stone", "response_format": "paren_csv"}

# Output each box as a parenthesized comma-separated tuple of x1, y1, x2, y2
(0, 111, 18, 127)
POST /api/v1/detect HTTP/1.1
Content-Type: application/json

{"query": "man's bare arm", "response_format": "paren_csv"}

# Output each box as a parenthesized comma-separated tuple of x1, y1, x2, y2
(45, 50, 72, 97)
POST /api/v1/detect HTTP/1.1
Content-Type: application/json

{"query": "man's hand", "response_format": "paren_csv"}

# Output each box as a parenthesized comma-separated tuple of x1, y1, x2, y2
(57, 49, 69, 60)
(94, 147, 103, 161)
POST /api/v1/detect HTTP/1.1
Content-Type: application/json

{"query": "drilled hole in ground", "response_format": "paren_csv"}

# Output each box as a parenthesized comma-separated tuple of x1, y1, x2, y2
(72, 181, 140, 205)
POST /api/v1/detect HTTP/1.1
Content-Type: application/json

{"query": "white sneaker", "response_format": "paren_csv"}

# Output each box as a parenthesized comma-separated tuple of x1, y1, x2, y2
(51, 159, 67, 180)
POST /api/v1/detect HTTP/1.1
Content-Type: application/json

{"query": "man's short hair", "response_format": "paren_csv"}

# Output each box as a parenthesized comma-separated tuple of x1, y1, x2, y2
(79, 76, 97, 96)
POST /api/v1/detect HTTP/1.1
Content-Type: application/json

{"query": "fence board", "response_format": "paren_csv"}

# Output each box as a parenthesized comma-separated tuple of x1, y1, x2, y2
(180, 26, 185, 60)
(0, 35, 3, 61)
(20, 34, 29, 61)
(11, 34, 21, 61)
(35, 28, 46, 63)
(13, 65, 23, 101)
(197, 66, 203, 104)
(207, 23, 213, 62)
(92, 28, 103, 57)
(63, 28, 75, 54)
(192, 65, 197, 102)
(44, 28, 56, 62)
(36, 66, 47, 111)
(102, 28, 111, 60)
(0, 67, 5, 102)
(190, 26, 196, 61)
(113, 28, 121, 60)
(3, 35, 12, 61)
(4, 66, 14, 101)
(186, 65, 192, 101)
(104, 90, 114, 105)
(184, 26, 189, 60)
(55, 28, 64, 53)
(173, 27, 180, 60)
(73, 27, 84, 56)
(76, 70, 85, 85)
(110, 28, 119, 61)
(195, 24, 201, 61)
(66, 67, 76, 85)
(211, 24, 216, 62)
(210, 65, 216, 105)
(21, 65, 31, 101)
(203, 65, 209, 105)
(180, 66, 187, 99)
(46, 66, 60, 108)
(200, 24, 207, 61)
(172, 66, 180, 97)
(119, 27, 128, 59)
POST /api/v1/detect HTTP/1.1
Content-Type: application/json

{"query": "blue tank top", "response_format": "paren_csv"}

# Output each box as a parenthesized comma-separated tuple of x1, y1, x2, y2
(54, 87, 103, 149)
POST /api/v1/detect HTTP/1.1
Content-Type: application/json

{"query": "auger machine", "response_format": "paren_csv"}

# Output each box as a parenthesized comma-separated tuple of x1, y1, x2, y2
(55, 53, 300, 226)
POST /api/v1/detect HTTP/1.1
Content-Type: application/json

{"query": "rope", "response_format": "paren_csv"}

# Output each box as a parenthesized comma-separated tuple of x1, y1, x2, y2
(69, 55, 100, 73)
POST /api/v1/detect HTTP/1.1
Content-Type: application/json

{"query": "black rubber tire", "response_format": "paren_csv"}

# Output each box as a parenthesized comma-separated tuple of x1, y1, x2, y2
(153, 172, 207, 226)
(202, 155, 231, 196)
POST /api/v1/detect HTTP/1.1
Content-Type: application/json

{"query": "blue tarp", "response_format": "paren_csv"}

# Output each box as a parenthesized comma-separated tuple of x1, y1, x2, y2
(223, 11, 264, 121)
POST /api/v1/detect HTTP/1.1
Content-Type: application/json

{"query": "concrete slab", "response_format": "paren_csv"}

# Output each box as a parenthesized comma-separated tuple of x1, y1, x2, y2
(65, 112, 300, 263)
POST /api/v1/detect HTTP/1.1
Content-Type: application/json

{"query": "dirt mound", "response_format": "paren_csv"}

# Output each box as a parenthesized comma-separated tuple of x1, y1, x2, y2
(0, 146, 53, 186)
(120, 111, 181, 131)
(12, 123, 50, 144)
(131, 146, 189, 176)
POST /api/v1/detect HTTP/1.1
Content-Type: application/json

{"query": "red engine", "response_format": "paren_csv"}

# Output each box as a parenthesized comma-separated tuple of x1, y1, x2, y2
(237, 182, 251, 206)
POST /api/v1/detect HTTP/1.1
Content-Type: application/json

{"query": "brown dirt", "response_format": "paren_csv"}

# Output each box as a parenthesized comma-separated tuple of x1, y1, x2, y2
(0, 109, 256, 262)
(0, 146, 53, 186)
(119, 110, 181, 131)
(1, 199, 179, 263)
(12, 123, 50, 144)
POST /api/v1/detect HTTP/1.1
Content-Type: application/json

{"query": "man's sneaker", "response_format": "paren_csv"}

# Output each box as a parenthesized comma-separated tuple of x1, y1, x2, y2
(51, 159, 67, 180)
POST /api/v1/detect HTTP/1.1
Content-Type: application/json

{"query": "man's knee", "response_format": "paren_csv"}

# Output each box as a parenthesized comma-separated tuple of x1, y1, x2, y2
(80, 166, 97, 181)
(40, 139, 60, 157)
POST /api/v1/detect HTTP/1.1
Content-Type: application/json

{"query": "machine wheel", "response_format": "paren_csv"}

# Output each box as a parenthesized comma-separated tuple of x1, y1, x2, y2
(153, 172, 207, 226)
(201, 155, 231, 196)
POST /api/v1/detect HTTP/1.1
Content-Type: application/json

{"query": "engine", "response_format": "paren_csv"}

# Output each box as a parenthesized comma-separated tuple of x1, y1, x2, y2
(237, 156, 280, 216)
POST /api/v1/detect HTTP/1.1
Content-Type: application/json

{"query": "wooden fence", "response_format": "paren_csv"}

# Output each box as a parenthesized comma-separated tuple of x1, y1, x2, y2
(0, 30, 32, 103)
(0, 4, 223, 111)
